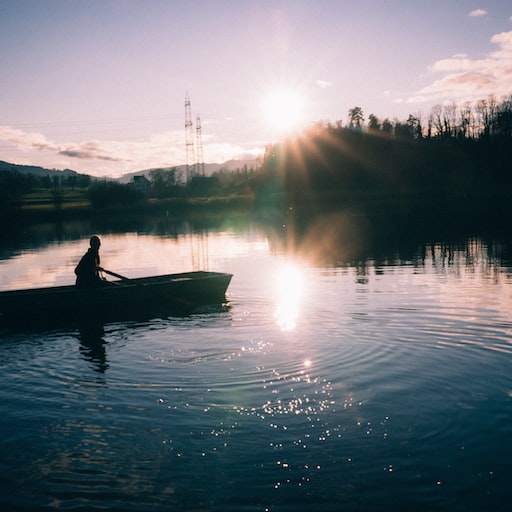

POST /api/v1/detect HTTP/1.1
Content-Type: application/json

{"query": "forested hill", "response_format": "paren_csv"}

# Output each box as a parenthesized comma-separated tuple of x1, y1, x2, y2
(0, 160, 79, 179)
(0, 157, 260, 183)
(254, 96, 512, 220)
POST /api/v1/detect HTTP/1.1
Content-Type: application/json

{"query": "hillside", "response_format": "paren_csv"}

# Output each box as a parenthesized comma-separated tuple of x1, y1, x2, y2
(0, 158, 260, 184)
(0, 160, 80, 179)
(118, 158, 260, 183)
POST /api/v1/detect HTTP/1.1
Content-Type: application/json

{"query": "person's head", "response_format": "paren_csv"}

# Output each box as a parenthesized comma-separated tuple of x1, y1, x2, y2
(89, 235, 101, 250)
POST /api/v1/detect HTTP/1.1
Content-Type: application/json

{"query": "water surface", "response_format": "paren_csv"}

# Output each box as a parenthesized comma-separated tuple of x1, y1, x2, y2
(1, 221, 511, 511)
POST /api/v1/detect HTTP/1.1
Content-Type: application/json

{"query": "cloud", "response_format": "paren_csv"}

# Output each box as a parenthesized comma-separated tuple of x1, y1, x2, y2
(316, 80, 333, 89)
(0, 126, 124, 163)
(409, 30, 512, 104)
(0, 125, 262, 177)
(0, 127, 59, 152)
(491, 30, 512, 52)
(468, 9, 487, 17)
(0, 126, 171, 174)
(59, 141, 123, 162)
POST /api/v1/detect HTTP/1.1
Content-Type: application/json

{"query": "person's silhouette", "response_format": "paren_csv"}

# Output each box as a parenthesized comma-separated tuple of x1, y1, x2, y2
(75, 235, 105, 288)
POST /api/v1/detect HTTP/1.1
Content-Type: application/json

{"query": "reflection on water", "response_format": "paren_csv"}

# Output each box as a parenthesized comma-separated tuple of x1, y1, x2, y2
(78, 322, 108, 373)
(1, 214, 512, 511)
(274, 263, 304, 331)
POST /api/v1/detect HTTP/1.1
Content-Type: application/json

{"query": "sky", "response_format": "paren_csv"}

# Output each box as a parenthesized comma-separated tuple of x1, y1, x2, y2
(1, 0, 512, 178)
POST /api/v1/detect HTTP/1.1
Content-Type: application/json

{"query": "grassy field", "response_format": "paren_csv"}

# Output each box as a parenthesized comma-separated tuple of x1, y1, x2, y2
(19, 188, 90, 211)
(14, 188, 255, 222)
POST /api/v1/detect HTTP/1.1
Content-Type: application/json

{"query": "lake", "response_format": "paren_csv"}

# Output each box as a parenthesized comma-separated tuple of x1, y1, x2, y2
(1, 214, 511, 511)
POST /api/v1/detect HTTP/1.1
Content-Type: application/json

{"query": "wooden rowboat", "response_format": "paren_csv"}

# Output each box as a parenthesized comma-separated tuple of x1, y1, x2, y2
(0, 271, 233, 327)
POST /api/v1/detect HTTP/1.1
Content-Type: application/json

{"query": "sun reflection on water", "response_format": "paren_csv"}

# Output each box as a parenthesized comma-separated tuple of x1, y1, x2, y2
(274, 263, 304, 331)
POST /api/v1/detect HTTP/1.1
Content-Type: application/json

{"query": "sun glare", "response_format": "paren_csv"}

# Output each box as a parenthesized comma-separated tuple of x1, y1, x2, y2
(274, 262, 304, 331)
(262, 88, 304, 136)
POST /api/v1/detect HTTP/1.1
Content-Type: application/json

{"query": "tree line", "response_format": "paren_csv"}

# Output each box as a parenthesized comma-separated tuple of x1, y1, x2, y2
(87, 166, 255, 208)
(254, 94, 512, 218)
(0, 170, 92, 213)
(0, 162, 256, 214)
(349, 94, 512, 141)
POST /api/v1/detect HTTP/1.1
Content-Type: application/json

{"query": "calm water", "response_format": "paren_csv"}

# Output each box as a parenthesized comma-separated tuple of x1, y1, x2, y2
(1, 218, 511, 511)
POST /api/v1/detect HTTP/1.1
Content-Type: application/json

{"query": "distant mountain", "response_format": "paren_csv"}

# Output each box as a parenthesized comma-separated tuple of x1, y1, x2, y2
(118, 158, 261, 184)
(0, 157, 261, 184)
(0, 160, 80, 179)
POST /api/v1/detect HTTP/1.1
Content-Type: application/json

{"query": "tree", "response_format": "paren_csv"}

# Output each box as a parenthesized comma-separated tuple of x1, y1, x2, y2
(406, 114, 423, 139)
(149, 168, 183, 198)
(476, 95, 497, 139)
(368, 113, 381, 132)
(493, 95, 512, 138)
(459, 102, 473, 139)
(394, 120, 411, 139)
(348, 106, 364, 129)
(430, 104, 443, 138)
(443, 102, 457, 139)
(381, 118, 393, 134)
(88, 181, 141, 209)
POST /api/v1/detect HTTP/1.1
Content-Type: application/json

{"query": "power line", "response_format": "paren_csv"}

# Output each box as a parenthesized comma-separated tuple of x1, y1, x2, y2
(2, 114, 183, 130)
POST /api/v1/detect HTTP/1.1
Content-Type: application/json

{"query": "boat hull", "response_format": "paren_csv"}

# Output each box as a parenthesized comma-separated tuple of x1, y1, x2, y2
(0, 271, 232, 327)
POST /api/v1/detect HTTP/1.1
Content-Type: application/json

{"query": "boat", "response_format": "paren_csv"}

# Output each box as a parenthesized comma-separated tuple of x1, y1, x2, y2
(0, 271, 233, 327)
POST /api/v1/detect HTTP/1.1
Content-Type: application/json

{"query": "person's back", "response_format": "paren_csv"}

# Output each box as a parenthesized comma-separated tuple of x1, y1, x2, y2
(75, 235, 103, 288)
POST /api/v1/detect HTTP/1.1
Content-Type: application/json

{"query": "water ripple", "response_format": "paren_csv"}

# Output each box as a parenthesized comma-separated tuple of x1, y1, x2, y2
(2, 234, 512, 511)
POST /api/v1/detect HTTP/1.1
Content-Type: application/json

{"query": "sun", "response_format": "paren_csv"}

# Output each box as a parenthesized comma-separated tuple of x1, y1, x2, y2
(262, 88, 304, 136)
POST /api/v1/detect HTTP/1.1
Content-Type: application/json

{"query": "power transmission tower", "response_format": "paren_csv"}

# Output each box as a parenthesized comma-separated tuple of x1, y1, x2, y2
(196, 115, 205, 176)
(184, 93, 196, 182)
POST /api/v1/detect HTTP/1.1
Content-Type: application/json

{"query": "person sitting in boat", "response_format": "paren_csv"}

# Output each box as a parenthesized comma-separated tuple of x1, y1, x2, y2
(75, 235, 106, 288)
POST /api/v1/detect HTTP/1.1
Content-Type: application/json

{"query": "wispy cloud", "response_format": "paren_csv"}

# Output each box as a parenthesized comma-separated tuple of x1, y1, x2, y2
(0, 127, 60, 152)
(59, 142, 123, 162)
(409, 30, 512, 104)
(468, 9, 487, 18)
(0, 126, 262, 177)
(316, 80, 333, 89)
(0, 126, 124, 162)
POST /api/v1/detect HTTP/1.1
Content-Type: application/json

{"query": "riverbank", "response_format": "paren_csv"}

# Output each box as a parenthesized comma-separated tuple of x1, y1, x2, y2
(10, 193, 255, 223)
(6, 187, 512, 250)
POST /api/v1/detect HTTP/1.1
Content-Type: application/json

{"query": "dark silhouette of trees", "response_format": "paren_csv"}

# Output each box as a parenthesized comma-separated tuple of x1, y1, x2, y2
(212, 165, 255, 194)
(382, 118, 393, 134)
(493, 96, 512, 138)
(368, 114, 380, 132)
(458, 102, 473, 139)
(348, 106, 364, 129)
(256, 94, 512, 219)
(88, 181, 142, 209)
(148, 168, 184, 198)
(0, 170, 36, 214)
(407, 114, 423, 140)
